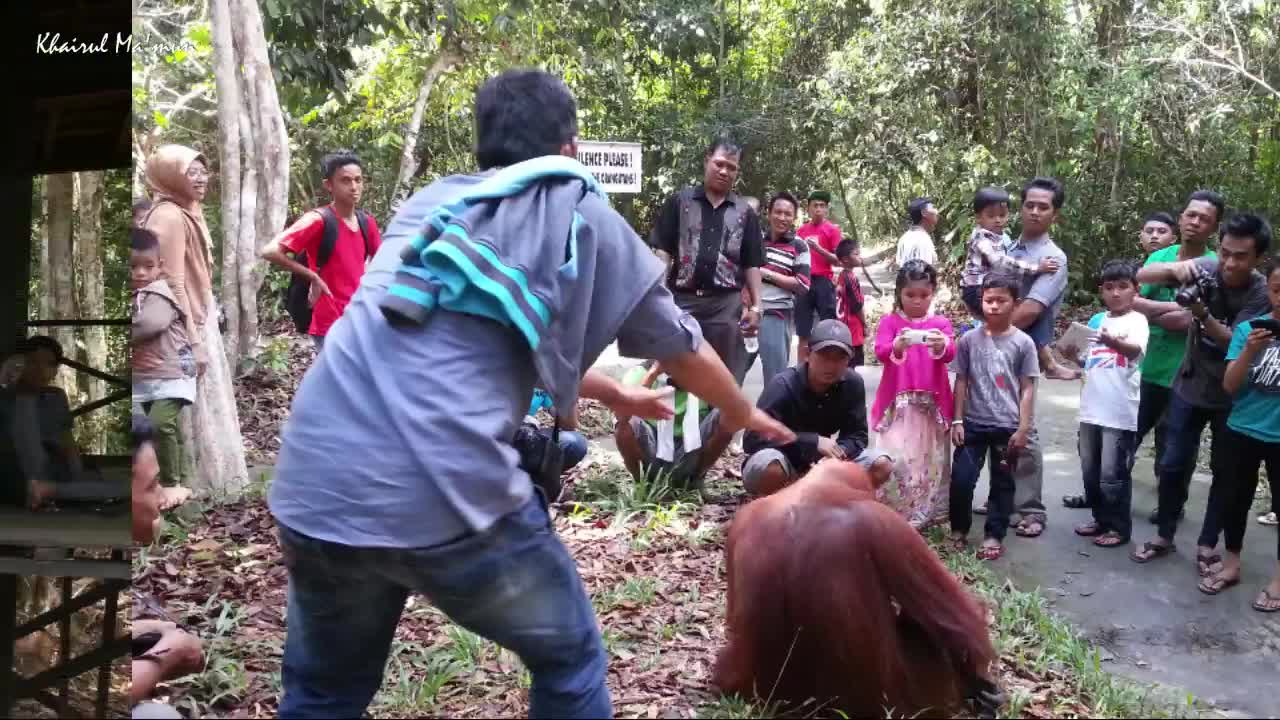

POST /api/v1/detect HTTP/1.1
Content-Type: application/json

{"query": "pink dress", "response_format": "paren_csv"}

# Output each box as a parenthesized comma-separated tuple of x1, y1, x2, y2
(872, 312, 956, 529)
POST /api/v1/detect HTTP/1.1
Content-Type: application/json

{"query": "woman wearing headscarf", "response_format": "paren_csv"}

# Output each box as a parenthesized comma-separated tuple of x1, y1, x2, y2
(141, 145, 248, 506)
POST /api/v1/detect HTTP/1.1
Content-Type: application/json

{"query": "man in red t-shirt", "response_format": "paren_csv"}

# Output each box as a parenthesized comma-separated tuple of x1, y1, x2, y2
(795, 191, 842, 363)
(261, 150, 382, 349)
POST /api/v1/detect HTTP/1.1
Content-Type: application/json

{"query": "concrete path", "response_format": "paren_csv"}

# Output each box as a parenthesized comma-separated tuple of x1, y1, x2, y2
(592, 258, 1279, 718)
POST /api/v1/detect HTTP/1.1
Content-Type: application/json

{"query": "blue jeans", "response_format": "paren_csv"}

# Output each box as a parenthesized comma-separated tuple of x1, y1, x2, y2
(1155, 392, 1229, 547)
(1079, 423, 1136, 540)
(743, 310, 793, 390)
(276, 497, 612, 719)
(950, 421, 1018, 541)
(558, 430, 588, 471)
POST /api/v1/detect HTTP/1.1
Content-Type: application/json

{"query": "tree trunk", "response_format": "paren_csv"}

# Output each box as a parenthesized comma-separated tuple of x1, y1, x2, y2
(38, 177, 53, 322)
(75, 171, 107, 453)
(230, 0, 289, 366)
(392, 43, 462, 209)
(44, 173, 80, 399)
(191, 0, 252, 497)
(210, 0, 244, 366)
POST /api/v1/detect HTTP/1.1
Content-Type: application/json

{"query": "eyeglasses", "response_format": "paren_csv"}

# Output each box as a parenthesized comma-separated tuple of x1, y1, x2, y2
(186, 168, 210, 180)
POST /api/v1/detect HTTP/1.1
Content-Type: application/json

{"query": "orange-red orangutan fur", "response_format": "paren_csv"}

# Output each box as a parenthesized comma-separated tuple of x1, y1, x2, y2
(713, 459, 999, 717)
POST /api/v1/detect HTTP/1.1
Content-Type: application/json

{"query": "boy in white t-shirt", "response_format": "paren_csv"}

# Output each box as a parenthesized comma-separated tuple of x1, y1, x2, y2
(1059, 259, 1150, 547)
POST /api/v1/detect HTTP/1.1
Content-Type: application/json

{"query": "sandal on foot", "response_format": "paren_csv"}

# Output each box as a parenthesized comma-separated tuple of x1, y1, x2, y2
(1062, 494, 1089, 509)
(976, 544, 1004, 561)
(1131, 541, 1176, 563)
(1252, 589, 1280, 613)
(1198, 574, 1240, 596)
(1015, 518, 1045, 538)
(1094, 531, 1127, 548)
(1196, 552, 1223, 578)
(1074, 521, 1101, 537)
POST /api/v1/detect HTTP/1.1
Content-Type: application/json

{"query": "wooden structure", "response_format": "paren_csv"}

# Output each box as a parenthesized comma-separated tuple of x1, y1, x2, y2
(2, 1, 132, 716)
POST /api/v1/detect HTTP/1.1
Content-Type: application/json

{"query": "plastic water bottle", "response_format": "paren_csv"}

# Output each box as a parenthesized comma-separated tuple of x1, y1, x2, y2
(741, 319, 759, 354)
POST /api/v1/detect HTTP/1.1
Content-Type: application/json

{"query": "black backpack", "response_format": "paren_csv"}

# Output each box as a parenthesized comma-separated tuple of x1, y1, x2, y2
(284, 206, 373, 334)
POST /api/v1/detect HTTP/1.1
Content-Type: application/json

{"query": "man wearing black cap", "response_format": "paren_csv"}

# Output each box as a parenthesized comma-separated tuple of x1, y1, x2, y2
(795, 191, 843, 364)
(650, 137, 765, 385)
(742, 319, 900, 495)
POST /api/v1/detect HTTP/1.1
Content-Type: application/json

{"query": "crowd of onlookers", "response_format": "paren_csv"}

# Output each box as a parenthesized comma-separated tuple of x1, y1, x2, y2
(120, 67, 1278, 719)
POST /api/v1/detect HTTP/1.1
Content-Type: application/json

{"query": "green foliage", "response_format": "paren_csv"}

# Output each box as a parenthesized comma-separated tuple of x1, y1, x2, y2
(137, 0, 1278, 298)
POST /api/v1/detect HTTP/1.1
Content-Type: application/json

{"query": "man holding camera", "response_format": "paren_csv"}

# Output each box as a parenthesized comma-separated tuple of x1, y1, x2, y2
(1131, 191, 1220, 524)
(1131, 212, 1272, 570)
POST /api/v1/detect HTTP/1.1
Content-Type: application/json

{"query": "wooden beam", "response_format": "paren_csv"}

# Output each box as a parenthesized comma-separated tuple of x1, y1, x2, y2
(0, 574, 16, 715)
(0, 175, 34, 357)
(14, 582, 116, 638)
(0, 558, 129, 581)
(14, 635, 130, 697)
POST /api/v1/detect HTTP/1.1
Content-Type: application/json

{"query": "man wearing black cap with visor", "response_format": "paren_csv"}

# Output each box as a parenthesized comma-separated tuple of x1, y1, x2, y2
(741, 319, 902, 496)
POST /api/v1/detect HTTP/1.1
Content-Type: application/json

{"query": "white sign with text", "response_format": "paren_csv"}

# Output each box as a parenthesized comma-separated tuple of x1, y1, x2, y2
(576, 141, 643, 193)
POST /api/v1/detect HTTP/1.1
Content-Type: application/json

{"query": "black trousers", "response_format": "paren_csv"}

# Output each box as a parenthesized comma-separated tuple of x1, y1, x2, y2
(1220, 427, 1280, 560)
(795, 275, 837, 338)
(1155, 392, 1230, 547)
(1136, 381, 1193, 510)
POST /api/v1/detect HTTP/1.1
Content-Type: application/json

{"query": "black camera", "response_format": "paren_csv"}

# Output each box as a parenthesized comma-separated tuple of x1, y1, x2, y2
(1174, 272, 1217, 308)
(514, 422, 565, 501)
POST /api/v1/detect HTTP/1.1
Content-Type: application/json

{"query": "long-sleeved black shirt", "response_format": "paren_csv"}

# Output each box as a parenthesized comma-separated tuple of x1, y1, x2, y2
(742, 365, 869, 473)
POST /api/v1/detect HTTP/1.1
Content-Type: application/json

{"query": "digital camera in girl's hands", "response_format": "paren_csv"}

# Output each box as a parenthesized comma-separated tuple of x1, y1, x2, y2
(900, 329, 932, 346)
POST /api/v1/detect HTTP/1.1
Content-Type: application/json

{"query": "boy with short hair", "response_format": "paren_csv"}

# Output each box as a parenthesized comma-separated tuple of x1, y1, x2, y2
(261, 149, 383, 351)
(1059, 260, 1149, 547)
(949, 274, 1042, 560)
(835, 240, 867, 367)
(131, 227, 197, 510)
(959, 186, 1060, 320)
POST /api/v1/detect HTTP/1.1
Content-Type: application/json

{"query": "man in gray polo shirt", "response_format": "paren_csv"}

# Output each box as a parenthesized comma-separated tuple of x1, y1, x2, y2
(266, 70, 791, 720)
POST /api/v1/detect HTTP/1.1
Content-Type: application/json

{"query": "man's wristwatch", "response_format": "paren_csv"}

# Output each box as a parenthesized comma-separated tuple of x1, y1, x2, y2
(749, 306, 761, 314)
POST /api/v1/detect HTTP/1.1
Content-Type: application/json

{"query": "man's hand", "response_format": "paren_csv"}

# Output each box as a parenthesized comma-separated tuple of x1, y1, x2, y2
(605, 385, 675, 422)
(951, 423, 965, 447)
(307, 274, 333, 308)
(192, 343, 209, 377)
(1242, 328, 1276, 357)
(1008, 429, 1029, 456)
(817, 436, 846, 459)
(740, 306, 761, 334)
(723, 406, 795, 444)
(1187, 300, 1209, 321)
(924, 330, 947, 355)
(1037, 257, 1060, 274)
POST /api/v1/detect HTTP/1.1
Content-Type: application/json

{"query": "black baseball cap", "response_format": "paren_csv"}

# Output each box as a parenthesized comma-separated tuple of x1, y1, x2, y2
(808, 319, 854, 356)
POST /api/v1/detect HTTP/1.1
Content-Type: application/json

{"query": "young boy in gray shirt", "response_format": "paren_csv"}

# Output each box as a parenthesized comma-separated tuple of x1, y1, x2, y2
(950, 275, 1042, 561)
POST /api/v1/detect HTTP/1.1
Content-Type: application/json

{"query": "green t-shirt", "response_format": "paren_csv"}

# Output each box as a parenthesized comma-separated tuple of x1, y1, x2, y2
(622, 366, 709, 437)
(1225, 316, 1280, 443)
(1139, 244, 1216, 387)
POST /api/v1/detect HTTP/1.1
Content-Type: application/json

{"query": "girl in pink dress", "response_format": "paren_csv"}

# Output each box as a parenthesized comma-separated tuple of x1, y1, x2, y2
(872, 260, 956, 529)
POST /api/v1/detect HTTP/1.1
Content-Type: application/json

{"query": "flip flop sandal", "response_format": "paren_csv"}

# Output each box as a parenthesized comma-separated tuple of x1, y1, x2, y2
(1198, 575, 1240, 596)
(1197, 553, 1223, 578)
(1015, 519, 1045, 538)
(1062, 494, 1089, 509)
(1094, 532, 1127, 548)
(1252, 589, 1280, 613)
(1130, 541, 1176, 563)
(1259, 512, 1279, 527)
(976, 544, 1004, 561)
(1074, 522, 1102, 537)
